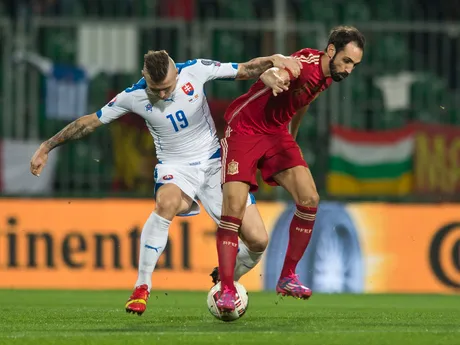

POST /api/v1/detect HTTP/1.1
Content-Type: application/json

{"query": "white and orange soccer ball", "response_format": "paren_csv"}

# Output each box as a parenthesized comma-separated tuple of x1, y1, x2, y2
(207, 281, 249, 322)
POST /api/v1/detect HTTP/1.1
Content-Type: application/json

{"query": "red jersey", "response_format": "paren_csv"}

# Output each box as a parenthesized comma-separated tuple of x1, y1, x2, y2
(224, 48, 333, 134)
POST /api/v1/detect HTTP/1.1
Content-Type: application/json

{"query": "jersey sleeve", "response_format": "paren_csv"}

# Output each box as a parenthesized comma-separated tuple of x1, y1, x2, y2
(96, 90, 133, 124)
(192, 59, 239, 82)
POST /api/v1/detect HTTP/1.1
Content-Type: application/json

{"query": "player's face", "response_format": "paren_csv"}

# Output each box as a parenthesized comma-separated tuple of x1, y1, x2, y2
(329, 42, 363, 82)
(145, 62, 179, 100)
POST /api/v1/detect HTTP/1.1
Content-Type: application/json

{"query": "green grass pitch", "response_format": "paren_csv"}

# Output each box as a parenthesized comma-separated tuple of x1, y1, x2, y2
(0, 290, 459, 345)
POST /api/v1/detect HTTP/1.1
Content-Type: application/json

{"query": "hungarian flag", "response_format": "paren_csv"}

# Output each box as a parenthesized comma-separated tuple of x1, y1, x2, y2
(327, 125, 415, 196)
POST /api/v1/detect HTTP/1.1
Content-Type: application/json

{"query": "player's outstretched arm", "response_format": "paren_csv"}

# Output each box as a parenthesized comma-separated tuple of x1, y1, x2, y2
(236, 54, 302, 80)
(30, 113, 103, 176)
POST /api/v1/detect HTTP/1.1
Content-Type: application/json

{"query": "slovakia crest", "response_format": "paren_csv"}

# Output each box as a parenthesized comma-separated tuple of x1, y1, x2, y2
(181, 82, 194, 96)
(145, 103, 153, 112)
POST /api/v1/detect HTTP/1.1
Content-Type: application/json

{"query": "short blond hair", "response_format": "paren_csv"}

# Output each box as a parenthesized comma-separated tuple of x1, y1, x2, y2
(143, 50, 170, 83)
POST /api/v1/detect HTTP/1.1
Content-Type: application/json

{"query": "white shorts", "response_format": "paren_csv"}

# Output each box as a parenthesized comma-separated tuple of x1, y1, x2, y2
(154, 158, 255, 224)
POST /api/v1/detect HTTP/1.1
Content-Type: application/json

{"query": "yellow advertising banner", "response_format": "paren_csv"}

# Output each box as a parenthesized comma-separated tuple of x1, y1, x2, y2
(349, 203, 460, 293)
(0, 199, 284, 291)
(0, 199, 459, 293)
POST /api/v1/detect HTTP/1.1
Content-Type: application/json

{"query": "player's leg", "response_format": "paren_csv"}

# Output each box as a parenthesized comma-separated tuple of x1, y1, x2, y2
(235, 203, 268, 281)
(260, 133, 318, 299)
(198, 160, 267, 284)
(216, 133, 261, 311)
(126, 168, 195, 315)
(135, 183, 193, 289)
(217, 181, 250, 287)
(273, 166, 318, 294)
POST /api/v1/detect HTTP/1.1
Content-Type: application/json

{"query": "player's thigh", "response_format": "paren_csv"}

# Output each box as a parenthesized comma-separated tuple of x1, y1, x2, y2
(273, 166, 319, 207)
(154, 165, 197, 219)
(197, 160, 224, 224)
(258, 132, 306, 183)
(198, 160, 254, 223)
(155, 184, 193, 218)
(240, 203, 268, 252)
(220, 133, 262, 192)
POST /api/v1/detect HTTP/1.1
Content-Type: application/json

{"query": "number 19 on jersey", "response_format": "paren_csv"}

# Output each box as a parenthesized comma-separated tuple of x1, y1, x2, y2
(167, 110, 189, 132)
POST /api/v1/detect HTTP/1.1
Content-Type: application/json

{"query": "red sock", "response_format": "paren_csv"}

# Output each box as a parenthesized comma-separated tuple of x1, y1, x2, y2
(216, 215, 241, 292)
(280, 205, 317, 278)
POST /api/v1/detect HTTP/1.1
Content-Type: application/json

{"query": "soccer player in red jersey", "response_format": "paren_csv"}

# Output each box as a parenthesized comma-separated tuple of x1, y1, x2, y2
(215, 26, 365, 312)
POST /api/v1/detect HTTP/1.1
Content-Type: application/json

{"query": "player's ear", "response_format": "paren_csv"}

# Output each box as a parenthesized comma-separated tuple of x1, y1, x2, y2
(327, 44, 336, 59)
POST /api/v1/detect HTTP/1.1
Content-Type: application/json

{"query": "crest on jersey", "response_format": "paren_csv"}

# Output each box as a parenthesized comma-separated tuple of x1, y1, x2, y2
(227, 160, 239, 175)
(145, 103, 153, 112)
(108, 96, 117, 107)
(181, 82, 194, 96)
(162, 175, 173, 180)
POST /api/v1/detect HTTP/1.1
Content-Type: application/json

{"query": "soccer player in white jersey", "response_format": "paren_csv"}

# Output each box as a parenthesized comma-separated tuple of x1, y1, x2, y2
(30, 50, 302, 315)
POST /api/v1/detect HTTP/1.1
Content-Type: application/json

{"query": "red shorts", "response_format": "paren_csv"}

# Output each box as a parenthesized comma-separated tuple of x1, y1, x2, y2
(220, 128, 308, 192)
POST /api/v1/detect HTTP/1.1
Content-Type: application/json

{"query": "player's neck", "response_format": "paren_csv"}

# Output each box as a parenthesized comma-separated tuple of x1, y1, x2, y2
(321, 55, 331, 78)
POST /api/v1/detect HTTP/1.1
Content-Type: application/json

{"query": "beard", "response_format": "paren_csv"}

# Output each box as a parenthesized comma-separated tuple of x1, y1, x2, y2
(329, 57, 349, 82)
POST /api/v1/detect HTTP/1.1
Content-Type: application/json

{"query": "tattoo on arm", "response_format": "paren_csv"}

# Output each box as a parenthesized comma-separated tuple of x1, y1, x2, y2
(44, 118, 94, 151)
(237, 57, 274, 80)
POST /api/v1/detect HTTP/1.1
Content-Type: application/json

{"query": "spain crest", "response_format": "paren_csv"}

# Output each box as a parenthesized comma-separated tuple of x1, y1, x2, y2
(227, 160, 239, 175)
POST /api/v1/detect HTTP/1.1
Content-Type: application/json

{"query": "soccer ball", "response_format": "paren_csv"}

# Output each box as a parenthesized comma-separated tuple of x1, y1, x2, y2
(207, 281, 249, 322)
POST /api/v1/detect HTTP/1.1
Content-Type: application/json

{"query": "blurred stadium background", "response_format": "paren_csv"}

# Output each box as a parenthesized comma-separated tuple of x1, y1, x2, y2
(0, 0, 459, 296)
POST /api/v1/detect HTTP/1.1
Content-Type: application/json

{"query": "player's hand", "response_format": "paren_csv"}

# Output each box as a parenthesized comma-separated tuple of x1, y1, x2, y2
(271, 54, 302, 78)
(30, 145, 49, 177)
(260, 69, 290, 97)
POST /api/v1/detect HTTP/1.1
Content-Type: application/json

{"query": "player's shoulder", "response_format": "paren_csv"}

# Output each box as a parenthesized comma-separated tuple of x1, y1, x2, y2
(175, 59, 199, 74)
(176, 58, 232, 75)
(292, 48, 324, 66)
(125, 77, 147, 94)
(174, 59, 206, 81)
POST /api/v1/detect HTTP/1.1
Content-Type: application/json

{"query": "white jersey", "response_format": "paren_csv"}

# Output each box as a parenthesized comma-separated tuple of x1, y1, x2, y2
(96, 59, 238, 164)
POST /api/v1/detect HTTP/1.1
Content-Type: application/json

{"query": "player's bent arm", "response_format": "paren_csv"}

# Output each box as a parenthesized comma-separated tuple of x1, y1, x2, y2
(236, 54, 301, 80)
(289, 105, 309, 140)
(41, 113, 103, 153)
(236, 56, 277, 80)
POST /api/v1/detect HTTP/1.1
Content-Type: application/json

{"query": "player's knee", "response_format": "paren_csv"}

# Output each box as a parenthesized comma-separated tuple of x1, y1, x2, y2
(155, 195, 181, 219)
(246, 233, 268, 252)
(297, 191, 320, 207)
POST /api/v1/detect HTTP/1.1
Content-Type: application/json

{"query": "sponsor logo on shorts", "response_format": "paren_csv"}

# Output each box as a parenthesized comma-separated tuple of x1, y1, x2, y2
(227, 160, 239, 175)
(162, 175, 173, 180)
